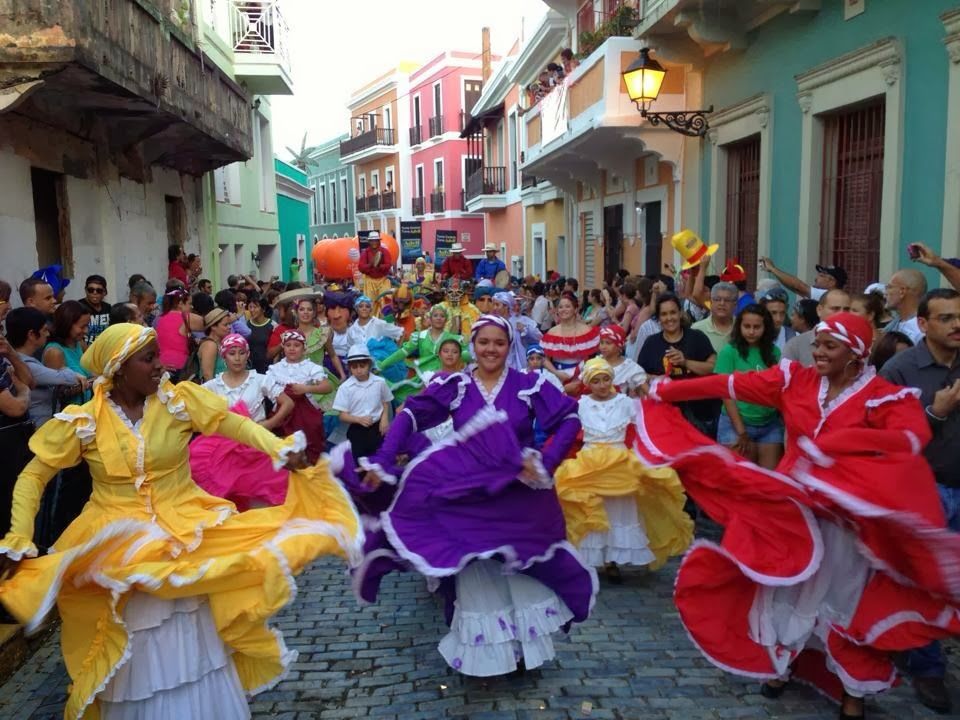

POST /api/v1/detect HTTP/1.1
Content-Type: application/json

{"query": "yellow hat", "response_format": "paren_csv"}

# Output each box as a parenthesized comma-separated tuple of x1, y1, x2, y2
(581, 357, 613, 385)
(671, 230, 718, 270)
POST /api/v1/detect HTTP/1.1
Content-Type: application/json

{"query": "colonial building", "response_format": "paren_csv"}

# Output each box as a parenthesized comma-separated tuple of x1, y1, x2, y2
(636, 0, 960, 292)
(274, 159, 313, 283)
(0, 0, 256, 297)
(305, 135, 357, 244)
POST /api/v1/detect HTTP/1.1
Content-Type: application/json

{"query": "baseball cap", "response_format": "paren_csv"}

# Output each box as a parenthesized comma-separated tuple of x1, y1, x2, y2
(815, 264, 848, 288)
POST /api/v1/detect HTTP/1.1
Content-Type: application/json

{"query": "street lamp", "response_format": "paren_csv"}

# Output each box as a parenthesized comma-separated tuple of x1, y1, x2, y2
(622, 48, 713, 137)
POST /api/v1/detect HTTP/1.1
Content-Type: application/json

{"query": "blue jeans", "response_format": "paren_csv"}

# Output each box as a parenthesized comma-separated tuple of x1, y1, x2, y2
(905, 485, 960, 678)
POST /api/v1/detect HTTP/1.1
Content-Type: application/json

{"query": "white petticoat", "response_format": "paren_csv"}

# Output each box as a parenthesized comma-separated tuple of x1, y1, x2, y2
(578, 496, 656, 567)
(748, 519, 870, 689)
(438, 559, 574, 677)
(100, 593, 250, 719)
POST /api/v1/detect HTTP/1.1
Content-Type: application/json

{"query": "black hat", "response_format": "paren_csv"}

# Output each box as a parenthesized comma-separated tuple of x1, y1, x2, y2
(815, 264, 848, 288)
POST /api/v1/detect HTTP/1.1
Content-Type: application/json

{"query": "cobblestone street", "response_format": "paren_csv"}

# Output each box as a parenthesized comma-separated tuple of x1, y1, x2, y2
(2, 553, 960, 720)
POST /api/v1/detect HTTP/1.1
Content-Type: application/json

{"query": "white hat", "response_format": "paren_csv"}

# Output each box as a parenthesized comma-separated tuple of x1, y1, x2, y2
(450, 243, 465, 253)
(865, 282, 885, 296)
(476, 279, 494, 288)
(346, 343, 372, 362)
(367, 231, 381, 242)
(483, 243, 497, 252)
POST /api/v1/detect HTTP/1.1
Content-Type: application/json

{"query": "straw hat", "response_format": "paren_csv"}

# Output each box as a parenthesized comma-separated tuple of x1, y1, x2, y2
(203, 307, 231, 329)
(671, 230, 718, 270)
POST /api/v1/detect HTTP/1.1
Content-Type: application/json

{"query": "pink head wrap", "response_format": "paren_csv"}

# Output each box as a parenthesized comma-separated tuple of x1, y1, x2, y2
(219, 333, 248, 358)
(814, 312, 874, 359)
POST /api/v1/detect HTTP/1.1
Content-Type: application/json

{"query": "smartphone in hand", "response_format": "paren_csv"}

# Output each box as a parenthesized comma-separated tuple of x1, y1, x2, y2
(907, 243, 921, 261)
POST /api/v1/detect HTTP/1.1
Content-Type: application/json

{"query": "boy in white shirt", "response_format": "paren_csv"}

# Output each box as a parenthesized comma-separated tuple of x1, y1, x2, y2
(333, 343, 394, 458)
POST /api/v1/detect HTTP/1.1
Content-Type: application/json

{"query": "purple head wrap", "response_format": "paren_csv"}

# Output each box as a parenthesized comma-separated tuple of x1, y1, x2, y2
(470, 314, 514, 344)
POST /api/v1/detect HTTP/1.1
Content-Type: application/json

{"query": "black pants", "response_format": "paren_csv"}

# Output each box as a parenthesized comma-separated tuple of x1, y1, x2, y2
(347, 423, 383, 460)
(0, 419, 34, 539)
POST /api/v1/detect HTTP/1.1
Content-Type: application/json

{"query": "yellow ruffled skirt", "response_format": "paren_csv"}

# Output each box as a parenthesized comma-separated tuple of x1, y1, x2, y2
(555, 444, 693, 570)
(0, 459, 361, 720)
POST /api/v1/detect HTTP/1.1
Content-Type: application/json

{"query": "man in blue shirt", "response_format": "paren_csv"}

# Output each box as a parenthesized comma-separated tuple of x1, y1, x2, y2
(474, 244, 506, 282)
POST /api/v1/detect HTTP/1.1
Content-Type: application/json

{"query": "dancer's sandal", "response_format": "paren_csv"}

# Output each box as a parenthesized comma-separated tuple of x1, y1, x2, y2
(839, 692, 865, 719)
(760, 681, 787, 699)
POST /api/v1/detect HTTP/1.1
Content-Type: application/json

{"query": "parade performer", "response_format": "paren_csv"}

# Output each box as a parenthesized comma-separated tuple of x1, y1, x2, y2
(265, 330, 331, 462)
(542, 292, 600, 381)
(352, 295, 404, 343)
(0, 324, 362, 720)
(358, 231, 393, 316)
(325, 292, 364, 370)
(295, 297, 346, 382)
(492, 291, 542, 371)
(404, 256, 435, 286)
(378, 306, 470, 384)
(565, 325, 646, 397)
(353, 315, 597, 677)
(555, 358, 691, 584)
(378, 284, 423, 341)
(333, 344, 394, 460)
(435, 279, 481, 337)
(635, 312, 960, 719)
(191, 334, 294, 511)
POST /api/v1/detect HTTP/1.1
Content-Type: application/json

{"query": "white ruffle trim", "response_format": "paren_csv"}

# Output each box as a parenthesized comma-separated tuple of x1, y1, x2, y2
(53, 410, 97, 444)
(155, 377, 189, 422)
(357, 457, 398, 486)
(516, 371, 550, 408)
(271, 431, 308, 471)
(427, 371, 470, 411)
(0, 540, 39, 561)
(519, 448, 553, 489)
(579, 525, 656, 567)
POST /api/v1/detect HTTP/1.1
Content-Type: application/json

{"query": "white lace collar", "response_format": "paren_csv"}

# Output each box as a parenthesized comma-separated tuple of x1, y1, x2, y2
(106, 394, 145, 433)
(814, 366, 877, 436)
(214, 370, 253, 392)
(472, 367, 509, 406)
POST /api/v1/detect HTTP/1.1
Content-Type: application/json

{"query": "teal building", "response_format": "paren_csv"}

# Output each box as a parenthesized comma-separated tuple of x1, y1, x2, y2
(305, 135, 357, 242)
(275, 159, 314, 283)
(636, 0, 960, 293)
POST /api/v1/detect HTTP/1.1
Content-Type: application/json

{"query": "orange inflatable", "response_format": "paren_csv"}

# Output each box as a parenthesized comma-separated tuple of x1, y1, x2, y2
(310, 234, 400, 280)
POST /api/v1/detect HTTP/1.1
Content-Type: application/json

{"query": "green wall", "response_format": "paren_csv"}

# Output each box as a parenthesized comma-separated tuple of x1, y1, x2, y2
(275, 158, 313, 282)
(699, 0, 957, 284)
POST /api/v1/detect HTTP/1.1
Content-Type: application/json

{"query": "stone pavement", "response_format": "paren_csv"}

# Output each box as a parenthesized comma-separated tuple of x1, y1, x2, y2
(2, 555, 960, 720)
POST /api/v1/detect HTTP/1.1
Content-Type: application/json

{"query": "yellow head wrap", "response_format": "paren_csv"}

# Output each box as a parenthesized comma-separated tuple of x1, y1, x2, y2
(581, 357, 613, 385)
(80, 323, 158, 478)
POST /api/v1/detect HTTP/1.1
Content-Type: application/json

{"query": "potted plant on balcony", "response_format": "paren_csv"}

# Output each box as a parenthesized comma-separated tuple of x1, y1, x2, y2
(577, 3, 639, 59)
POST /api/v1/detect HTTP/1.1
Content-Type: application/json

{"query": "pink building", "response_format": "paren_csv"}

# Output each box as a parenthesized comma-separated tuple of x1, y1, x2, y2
(407, 51, 494, 262)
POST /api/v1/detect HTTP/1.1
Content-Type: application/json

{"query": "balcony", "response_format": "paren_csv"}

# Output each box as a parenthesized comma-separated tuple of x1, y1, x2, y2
(521, 172, 539, 189)
(0, 0, 253, 177)
(356, 191, 396, 214)
(465, 167, 509, 212)
(635, 0, 820, 59)
(339, 127, 397, 162)
(409, 126, 423, 146)
(228, 0, 294, 95)
(429, 115, 445, 138)
(412, 196, 426, 216)
(459, 111, 473, 132)
(429, 191, 446, 214)
(520, 35, 686, 195)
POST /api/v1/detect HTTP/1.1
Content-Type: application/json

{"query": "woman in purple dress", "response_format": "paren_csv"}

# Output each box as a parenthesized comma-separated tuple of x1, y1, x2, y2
(357, 315, 598, 677)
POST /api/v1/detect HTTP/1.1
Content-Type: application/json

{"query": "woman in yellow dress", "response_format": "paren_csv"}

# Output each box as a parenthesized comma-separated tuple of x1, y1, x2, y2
(0, 324, 362, 720)
(554, 357, 692, 583)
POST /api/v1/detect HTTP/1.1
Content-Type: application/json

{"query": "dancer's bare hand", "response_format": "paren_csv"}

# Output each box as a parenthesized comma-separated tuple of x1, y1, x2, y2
(361, 471, 382, 490)
(0, 555, 20, 582)
(283, 451, 309, 471)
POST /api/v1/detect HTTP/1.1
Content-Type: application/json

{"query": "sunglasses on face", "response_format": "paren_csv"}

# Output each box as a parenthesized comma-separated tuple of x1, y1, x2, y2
(86, 287, 106, 294)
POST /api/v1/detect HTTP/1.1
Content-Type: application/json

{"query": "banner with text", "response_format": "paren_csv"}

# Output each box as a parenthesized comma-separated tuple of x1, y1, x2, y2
(434, 230, 457, 269)
(399, 221, 423, 264)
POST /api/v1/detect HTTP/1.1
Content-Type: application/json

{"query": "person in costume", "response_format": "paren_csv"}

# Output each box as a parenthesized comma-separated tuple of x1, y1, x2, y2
(378, 306, 470, 381)
(0, 324, 362, 720)
(333, 344, 393, 460)
(435, 280, 481, 337)
(492, 291, 542, 371)
(352, 295, 404, 344)
(378, 283, 422, 341)
(353, 314, 597, 678)
(295, 297, 346, 382)
(555, 358, 692, 584)
(635, 312, 960, 719)
(525, 345, 564, 392)
(358, 231, 393, 316)
(325, 292, 365, 370)
(191, 334, 295, 511)
(566, 325, 646, 397)
(542, 291, 600, 383)
(473, 285, 496, 317)
(265, 330, 331, 462)
(405, 257, 435, 286)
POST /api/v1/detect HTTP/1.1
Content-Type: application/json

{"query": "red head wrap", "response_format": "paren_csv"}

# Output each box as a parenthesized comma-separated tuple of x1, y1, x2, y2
(599, 324, 626, 349)
(814, 312, 874, 359)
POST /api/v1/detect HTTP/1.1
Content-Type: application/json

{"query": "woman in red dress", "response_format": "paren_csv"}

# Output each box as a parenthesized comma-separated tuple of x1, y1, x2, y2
(635, 313, 960, 719)
(541, 292, 600, 391)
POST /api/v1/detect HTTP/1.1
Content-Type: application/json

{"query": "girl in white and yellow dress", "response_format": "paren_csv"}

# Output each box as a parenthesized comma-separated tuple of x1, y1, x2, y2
(555, 357, 692, 583)
(0, 324, 362, 720)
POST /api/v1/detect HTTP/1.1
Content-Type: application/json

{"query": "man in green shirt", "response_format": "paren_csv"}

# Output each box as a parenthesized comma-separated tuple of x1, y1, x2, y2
(691, 282, 737, 353)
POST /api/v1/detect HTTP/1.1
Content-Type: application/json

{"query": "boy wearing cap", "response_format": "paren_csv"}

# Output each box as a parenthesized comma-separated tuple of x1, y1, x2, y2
(333, 343, 394, 458)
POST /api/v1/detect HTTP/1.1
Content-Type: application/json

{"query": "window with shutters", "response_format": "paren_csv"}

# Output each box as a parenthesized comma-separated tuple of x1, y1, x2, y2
(724, 134, 761, 290)
(819, 99, 884, 294)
